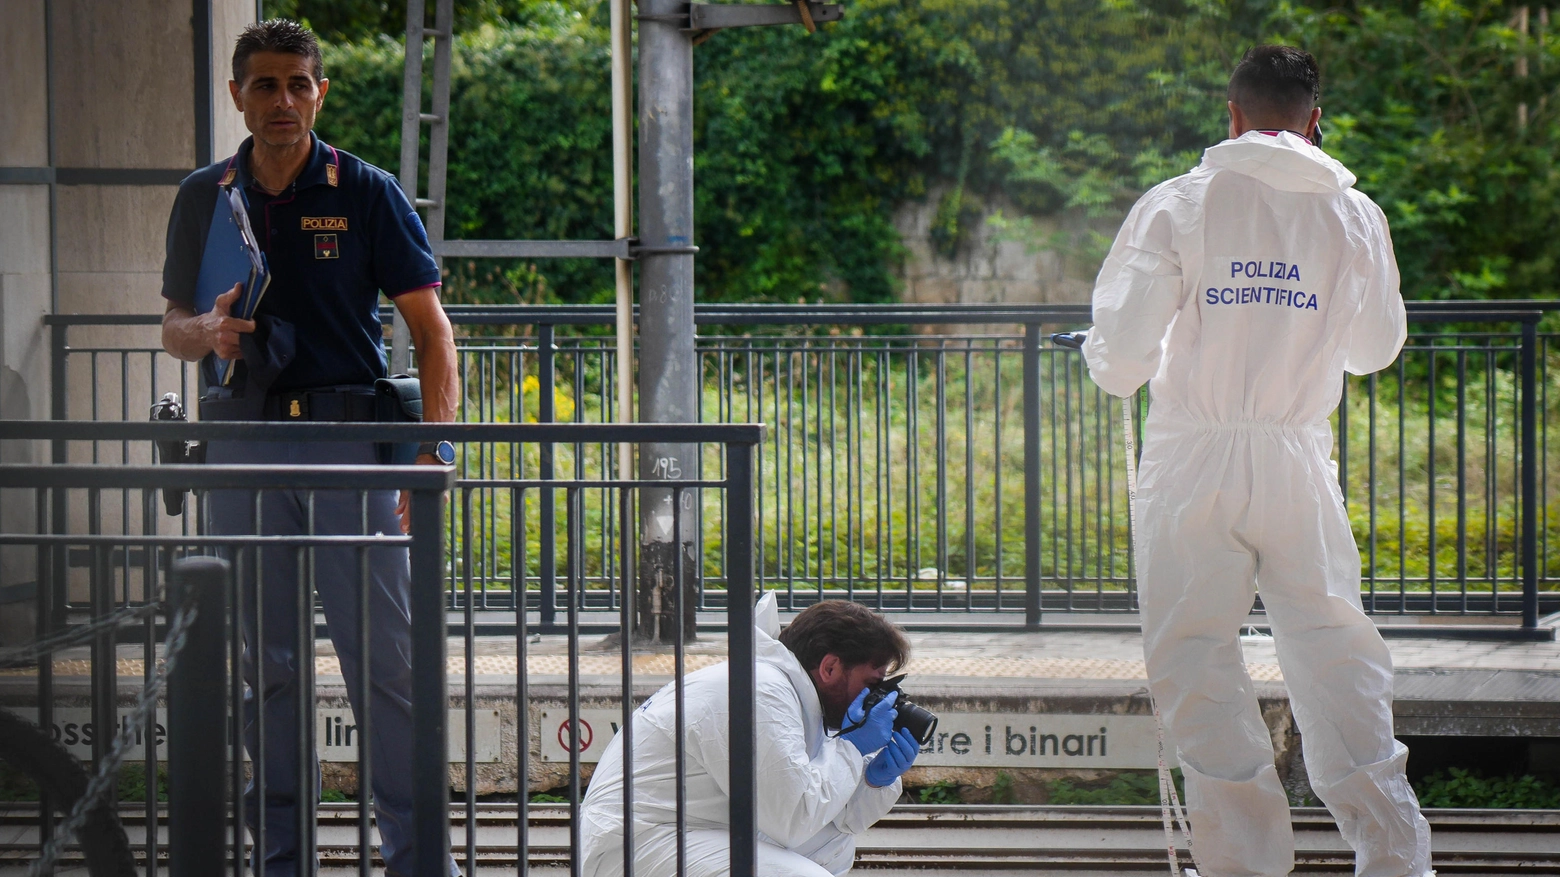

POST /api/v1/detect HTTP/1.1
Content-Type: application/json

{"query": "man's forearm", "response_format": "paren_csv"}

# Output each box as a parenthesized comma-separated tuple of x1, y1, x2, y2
(414, 335, 460, 423)
(400, 292, 460, 422)
(162, 307, 215, 362)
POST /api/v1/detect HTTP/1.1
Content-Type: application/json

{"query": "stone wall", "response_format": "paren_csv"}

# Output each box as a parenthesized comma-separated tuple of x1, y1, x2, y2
(892, 187, 1123, 311)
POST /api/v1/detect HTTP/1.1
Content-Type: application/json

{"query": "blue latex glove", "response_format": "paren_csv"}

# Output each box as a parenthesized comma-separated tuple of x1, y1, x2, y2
(838, 688, 897, 755)
(865, 727, 920, 788)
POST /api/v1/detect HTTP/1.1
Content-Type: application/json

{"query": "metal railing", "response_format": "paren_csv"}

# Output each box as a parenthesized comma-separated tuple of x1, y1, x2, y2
(41, 302, 1560, 633)
(1, 419, 763, 876)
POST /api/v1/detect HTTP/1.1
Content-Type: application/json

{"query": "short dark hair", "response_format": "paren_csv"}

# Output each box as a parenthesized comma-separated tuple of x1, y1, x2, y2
(233, 19, 324, 86)
(1228, 45, 1319, 126)
(779, 600, 910, 675)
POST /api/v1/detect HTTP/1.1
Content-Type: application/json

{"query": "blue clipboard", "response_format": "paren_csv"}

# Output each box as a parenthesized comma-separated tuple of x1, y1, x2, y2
(193, 186, 270, 385)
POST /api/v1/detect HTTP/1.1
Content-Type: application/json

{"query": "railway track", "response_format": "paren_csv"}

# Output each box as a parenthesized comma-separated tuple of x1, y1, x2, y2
(3, 804, 1557, 874)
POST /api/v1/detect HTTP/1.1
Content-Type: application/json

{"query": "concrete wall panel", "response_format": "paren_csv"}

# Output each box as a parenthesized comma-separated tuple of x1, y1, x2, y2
(57, 272, 162, 317)
(53, 0, 195, 169)
(211, 0, 254, 158)
(0, 0, 48, 167)
(0, 185, 51, 274)
(55, 185, 177, 274)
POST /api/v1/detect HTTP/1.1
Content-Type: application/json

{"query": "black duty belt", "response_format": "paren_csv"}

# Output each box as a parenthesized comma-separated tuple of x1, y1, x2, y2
(201, 387, 378, 422)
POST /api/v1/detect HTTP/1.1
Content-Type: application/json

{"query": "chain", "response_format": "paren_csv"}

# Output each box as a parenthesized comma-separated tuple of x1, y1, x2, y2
(27, 589, 199, 877)
(0, 604, 159, 669)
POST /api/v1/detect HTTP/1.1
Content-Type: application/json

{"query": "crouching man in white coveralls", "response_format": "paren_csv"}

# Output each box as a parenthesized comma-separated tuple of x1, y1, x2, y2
(579, 596, 920, 877)
(1082, 45, 1432, 877)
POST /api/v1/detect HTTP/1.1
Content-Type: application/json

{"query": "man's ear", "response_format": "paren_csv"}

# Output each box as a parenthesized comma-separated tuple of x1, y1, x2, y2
(229, 79, 243, 112)
(816, 653, 842, 683)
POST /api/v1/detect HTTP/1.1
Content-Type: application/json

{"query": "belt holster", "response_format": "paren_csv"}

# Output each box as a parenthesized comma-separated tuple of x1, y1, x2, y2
(373, 375, 423, 465)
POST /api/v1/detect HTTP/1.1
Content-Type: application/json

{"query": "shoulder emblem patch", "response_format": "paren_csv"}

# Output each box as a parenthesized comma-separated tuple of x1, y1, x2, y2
(326, 163, 338, 187)
(302, 217, 348, 231)
(314, 234, 339, 259)
(218, 168, 236, 186)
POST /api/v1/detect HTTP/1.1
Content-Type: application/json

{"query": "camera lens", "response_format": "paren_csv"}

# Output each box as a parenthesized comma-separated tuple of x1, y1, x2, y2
(893, 698, 938, 746)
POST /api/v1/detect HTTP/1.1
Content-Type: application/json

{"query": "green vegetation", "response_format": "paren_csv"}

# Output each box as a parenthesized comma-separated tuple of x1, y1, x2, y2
(304, 0, 1558, 305)
(991, 770, 1016, 804)
(1047, 769, 1185, 805)
(0, 761, 169, 804)
(443, 337, 1560, 597)
(915, 779, 962, 804)
(1414, 768, 1560, 809)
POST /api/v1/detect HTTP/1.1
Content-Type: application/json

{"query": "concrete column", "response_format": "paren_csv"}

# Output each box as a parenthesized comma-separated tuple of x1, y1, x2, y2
(636, 0, 700, 642)
(0, 0, 52, 644)
(0, 0, 249, 622)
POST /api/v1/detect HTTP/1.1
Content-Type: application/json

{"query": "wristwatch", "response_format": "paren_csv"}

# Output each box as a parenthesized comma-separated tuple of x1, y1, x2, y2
(417, 440, 456, 464)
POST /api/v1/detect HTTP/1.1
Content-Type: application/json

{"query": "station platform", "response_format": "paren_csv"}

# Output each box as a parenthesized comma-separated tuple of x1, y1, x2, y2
(9, 613, 1560, 804)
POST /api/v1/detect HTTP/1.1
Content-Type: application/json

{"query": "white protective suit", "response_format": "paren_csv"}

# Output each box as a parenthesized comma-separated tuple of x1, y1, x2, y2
(1082, 131, 1432, 877)
(579, 594, 900, 877)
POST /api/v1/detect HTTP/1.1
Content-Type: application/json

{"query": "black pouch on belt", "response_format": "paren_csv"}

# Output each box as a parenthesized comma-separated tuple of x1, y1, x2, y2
(374, 375, 422, 464)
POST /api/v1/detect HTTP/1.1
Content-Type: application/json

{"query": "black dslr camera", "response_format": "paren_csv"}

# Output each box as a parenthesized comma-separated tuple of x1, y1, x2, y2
(859, 674, 938, 746)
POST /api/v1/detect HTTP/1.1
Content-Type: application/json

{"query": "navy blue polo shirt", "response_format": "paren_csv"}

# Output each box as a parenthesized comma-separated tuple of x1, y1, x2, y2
(161, 133, 441, 392)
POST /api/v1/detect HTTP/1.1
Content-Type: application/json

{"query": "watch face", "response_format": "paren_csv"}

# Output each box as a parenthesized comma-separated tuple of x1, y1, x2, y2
(436, 440, 456, 464)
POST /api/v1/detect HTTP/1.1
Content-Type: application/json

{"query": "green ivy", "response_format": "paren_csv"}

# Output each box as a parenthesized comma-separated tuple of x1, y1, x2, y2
(915, 779, 963, 804)
(1414, 768, 1560, 809)
(1048, 769, 1185, 805)
(306, 0, 1560, 304)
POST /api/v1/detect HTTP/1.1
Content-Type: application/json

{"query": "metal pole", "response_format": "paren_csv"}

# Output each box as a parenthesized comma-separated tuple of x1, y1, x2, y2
(393, 0, 429, 374)
(636, 0, 699, 642)
(1522, 319, 1538, 630)
(725, 442, 757, 877)
(168, 556, 230, 877)
(424, 0, 454, 261)
(1023, 323, 1042, 628)
(410, 485, 450, 875)
(611, 0, 636, 496)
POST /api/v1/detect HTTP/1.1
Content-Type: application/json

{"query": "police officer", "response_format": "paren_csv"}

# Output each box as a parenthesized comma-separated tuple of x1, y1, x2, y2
(160, 19, 460, 877)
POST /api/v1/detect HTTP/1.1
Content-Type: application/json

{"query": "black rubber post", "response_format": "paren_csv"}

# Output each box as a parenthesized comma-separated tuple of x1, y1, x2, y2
(167, 556, 230, 877)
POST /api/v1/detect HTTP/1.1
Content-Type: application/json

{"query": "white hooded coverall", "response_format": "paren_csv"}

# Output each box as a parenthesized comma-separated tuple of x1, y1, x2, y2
(1082, 131, 1431, 877)
(579, 594, 900, 877)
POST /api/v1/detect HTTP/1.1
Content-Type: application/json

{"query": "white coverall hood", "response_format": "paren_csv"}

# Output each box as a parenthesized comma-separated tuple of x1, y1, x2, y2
(1202, 130, 1356, 194)
(1081, 132, 1431, 877)
(579, 593, 900, 877)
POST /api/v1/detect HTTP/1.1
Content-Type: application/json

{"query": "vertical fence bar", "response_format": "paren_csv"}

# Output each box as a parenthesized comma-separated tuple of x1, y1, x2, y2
(618, 484, 635, 877)
(516, 484, 532, 876)
(357, 495, 373, 877)
(726, 441, 757, 877)
(462, 487, 477, 872)
(1022, 324, 1042, 628)
(169, 556, 231, 877)
(295, 541, 317, 873)
(34, 488, 55, 854)
(88, 492, 115, 800)
(1522, 320, 1539, 630)
(567, 486, 582, 877)
(411, 482, 451, 876)
(540, 324, 558, 627)
(672, 486, 687, 875)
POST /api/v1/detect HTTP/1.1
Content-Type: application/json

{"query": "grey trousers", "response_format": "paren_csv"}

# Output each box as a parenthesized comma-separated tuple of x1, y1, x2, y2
(206, 440, 457, 877)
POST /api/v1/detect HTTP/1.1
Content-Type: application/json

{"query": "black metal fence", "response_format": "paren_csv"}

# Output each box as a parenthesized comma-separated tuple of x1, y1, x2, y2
(0, 419, 763, 876)
(41, 302, 1560, 632)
